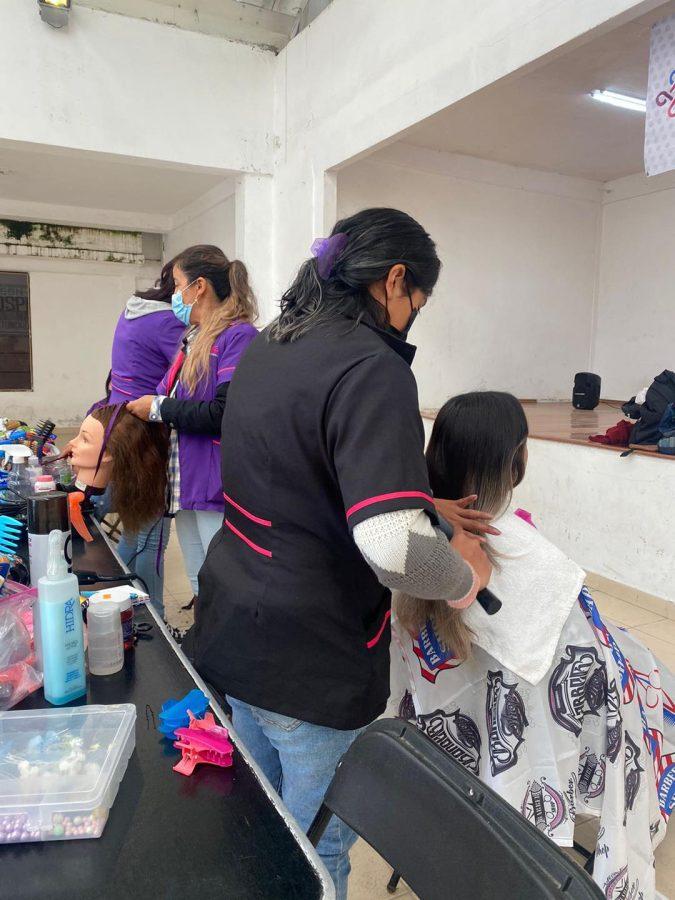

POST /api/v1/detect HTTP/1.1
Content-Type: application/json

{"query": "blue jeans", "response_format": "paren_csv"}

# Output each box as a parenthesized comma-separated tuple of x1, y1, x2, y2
(227, 696, 363, 900)
(117, 517, 171, 620)
(174, 509, 223, 595)
(90, 488, 170, 619)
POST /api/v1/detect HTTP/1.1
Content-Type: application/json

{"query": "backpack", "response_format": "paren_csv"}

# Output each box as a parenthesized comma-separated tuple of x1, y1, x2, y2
(629, 370, 675, 445)
(657, 402, 675, 455)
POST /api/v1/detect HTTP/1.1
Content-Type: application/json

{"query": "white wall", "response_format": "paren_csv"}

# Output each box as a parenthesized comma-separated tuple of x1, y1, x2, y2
(0, 0, 274, 175)
(337, 146, 602, 409)
(594, 171, 675, 399)
(272, 0, 651, 297)
(0, 256, 159, 425)
(164, 194, 236, 261)
(513, 438, 675, 604)
(0, 0, 653, 318)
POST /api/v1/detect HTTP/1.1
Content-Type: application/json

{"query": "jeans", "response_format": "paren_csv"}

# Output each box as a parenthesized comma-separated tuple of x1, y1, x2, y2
(174, 509, 223, 595)
(90, 489, 170, 621)
(117, 517, 171, 620)
(227, 696, 363, 900)
(89, 486, 112, 520)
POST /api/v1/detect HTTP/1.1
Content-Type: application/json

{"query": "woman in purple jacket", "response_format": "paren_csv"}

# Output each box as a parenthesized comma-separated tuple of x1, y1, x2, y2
(95, 261, 185, 620)
(128, 245, 258, 619)
(108, 260, 185, 405)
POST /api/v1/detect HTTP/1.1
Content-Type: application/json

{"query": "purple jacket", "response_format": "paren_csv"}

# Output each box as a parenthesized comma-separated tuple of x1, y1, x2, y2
(158, 321, 258, 512)
(109, 298, 186, 403)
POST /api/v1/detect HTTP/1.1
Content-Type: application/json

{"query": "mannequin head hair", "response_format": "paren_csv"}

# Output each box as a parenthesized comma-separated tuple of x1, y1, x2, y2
(89, 405, 168, 534)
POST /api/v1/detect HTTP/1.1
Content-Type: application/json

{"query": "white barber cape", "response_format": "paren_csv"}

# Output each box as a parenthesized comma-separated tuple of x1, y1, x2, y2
(388, 512, 675, 900)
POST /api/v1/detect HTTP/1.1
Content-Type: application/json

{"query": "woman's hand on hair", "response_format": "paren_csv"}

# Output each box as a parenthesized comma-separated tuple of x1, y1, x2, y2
(126, 395, 154, 422)
(434, 495, 501, 537)
(450, 527, 492, 591)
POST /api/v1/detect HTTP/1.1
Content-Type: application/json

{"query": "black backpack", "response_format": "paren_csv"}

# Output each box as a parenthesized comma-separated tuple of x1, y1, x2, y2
(630, 370, 675, 445)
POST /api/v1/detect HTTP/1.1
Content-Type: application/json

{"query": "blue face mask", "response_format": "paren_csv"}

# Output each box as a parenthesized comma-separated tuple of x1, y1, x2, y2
(171, 280, 197, 326)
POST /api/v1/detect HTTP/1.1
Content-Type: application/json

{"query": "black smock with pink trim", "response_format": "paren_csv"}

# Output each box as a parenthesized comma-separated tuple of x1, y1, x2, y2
(195, 315, 437, 729)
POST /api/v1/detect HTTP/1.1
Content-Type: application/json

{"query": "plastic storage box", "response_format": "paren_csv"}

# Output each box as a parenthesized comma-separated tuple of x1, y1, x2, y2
(0, 703, 136, 843)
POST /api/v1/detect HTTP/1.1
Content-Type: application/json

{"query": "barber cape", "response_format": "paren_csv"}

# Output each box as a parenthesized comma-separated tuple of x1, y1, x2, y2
(388, 512, 674, 900)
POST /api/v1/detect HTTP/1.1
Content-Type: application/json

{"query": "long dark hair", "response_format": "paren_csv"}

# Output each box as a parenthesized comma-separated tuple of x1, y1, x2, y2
(427, 392, 529, 515)
(135, 258, 175, 303)
(269, 208, 441, 343)
(397, 392, 529, 660)
(172, 244, 257, 394)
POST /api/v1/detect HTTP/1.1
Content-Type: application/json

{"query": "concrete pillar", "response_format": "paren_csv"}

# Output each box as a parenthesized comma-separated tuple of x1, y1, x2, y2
(235, 174, 275, 323)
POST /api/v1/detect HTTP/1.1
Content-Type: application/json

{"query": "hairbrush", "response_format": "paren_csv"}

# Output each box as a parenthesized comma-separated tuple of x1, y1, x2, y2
(34, 420, 56, 461)
(0, 516, 24, 556)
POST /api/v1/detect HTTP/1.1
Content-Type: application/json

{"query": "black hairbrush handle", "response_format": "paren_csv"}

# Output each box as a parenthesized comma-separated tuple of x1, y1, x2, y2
(436, 515, 501, 616)
(35, 419, 56, 461)
(475, 586, 502, 615)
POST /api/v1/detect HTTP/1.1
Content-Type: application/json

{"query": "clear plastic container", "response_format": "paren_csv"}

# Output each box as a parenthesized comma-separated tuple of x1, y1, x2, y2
(87, 602, 123, 676)
(0, 703, 136, 843)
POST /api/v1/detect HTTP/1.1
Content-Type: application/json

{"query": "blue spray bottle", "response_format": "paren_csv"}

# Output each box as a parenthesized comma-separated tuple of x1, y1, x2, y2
(36, 529, 87, 705)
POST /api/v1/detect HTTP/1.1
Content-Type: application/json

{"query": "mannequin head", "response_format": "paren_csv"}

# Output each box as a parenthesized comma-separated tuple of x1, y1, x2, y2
(70, 414, 113, 489)
(74, 405, 168, 534)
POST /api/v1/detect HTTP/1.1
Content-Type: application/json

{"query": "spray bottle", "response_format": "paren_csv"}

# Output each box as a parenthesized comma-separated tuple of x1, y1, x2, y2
(35, 530, 87, 705)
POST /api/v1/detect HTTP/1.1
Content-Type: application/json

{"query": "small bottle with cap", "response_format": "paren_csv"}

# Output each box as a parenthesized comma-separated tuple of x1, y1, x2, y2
(87, 601, 124, 676)
(89, 592, 134, 650)
(34, 474, 56, 493)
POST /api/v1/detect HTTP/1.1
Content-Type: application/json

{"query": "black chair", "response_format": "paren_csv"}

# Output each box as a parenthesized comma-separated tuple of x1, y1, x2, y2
(307, 719, 603, 900)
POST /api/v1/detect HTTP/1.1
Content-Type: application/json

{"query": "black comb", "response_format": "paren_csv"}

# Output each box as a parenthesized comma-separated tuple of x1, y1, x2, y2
(34, 419, 56, 461)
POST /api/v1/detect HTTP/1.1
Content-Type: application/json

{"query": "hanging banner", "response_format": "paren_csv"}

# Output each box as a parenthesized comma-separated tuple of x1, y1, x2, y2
(645, 14, 675, 176)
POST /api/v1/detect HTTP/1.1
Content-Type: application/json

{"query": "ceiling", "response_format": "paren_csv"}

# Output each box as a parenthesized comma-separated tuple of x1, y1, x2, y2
(0, 143, 231, 217)
(403, 2, 675, 183)
(76, 0, 331, 51)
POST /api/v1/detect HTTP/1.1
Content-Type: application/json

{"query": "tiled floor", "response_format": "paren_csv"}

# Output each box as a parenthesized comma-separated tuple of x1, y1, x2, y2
(160, 541, 675, 899)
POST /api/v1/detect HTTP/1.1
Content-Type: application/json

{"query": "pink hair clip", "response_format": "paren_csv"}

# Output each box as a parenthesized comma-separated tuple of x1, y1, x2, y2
(172, 711, 234, 776)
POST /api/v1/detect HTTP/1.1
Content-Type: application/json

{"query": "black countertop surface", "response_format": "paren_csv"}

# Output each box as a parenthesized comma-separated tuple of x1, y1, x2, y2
(0, 517, 326, 900)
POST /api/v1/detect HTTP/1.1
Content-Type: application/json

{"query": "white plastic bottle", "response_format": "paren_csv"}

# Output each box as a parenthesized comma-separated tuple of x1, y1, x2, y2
(36, 530, 87, 705)
(8, 446, 32, 496)
(87, 600, 124, 676)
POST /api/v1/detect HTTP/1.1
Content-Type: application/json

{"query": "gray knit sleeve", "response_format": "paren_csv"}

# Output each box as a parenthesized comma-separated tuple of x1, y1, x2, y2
(352, 508, 478, 607)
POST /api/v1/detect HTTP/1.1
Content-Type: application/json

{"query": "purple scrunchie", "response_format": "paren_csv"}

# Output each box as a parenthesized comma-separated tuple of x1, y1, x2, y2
(310, 232, 348, 279)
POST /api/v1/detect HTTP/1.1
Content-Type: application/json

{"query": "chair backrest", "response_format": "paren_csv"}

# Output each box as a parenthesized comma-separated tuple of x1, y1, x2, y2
(321, 719, 603, 900)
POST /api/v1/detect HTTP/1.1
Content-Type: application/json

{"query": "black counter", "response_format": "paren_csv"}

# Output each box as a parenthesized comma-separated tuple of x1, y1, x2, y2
(0, 518, 329, 900)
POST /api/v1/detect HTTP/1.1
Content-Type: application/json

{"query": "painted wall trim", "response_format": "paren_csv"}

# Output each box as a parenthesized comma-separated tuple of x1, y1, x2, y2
(366, 143, 604, 204)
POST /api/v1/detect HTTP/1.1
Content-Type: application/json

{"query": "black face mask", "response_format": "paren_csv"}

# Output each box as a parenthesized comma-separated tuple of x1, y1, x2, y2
(399, 307, 419, 339)
(387, 288, 419, 340)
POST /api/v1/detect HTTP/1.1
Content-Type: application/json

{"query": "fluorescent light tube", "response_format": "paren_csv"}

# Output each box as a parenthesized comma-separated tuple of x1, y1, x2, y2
(590, 90, 646, 112)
